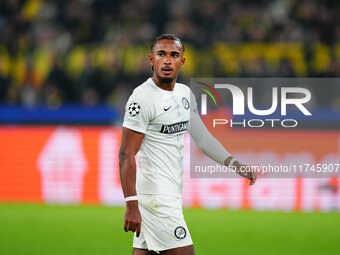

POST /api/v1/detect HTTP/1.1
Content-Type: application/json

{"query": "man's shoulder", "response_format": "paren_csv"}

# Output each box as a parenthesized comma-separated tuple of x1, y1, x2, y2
(175, 82, 189, 90)
(132, 79, 151, 94)
(175, 82, 191, 94)
(130, 79, 156, 101)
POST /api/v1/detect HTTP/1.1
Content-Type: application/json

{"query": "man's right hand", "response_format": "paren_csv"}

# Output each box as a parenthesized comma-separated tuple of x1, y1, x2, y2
(124, 200, 142, 237)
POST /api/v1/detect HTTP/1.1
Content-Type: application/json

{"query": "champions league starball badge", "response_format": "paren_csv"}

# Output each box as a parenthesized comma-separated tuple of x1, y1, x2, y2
(182, 97, 189, 110)
(128, 102, 141, 117)
(174, 226, 186, 239)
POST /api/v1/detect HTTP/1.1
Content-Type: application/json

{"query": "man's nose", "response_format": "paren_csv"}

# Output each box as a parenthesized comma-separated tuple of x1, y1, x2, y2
(164, 55, 172, 65)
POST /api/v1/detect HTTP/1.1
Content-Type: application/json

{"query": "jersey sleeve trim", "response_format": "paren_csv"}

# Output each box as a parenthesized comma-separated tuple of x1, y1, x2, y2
(123, 122, 147, 134)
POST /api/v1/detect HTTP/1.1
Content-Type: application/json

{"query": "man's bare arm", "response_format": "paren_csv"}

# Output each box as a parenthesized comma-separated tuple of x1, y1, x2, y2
(119, 127, 144, 197)
(119, 127, 144, 237)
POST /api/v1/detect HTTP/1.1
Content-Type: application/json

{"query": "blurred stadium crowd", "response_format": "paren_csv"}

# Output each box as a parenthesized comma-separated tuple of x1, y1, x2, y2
(0, 0, 340, 109)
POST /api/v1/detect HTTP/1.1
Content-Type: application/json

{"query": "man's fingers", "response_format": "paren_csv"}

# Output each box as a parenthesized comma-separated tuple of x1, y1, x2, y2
(136, 223, 141, 237)
(131, 223, 136, 232)
(128, 222, 135, 231)
(124, 221, 136, 232)
(249, 172, 256, 185)
(125, 219, 141, 234)
(128, 221, 140, 233)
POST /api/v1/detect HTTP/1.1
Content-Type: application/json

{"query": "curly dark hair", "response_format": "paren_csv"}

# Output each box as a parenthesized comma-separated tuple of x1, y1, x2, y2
(150, 34, 184, 52)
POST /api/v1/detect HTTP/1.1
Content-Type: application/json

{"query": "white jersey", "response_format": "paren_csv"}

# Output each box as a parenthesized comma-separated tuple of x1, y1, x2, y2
(123, 78, 192, 197)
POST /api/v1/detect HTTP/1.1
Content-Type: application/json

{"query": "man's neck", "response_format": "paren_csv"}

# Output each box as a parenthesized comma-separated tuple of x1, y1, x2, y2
(152, 76, 176, 91)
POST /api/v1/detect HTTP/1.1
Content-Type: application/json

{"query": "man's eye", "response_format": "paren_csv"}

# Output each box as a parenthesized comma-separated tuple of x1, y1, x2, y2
(158, 52, 165, 56)
(172, 53, 179, 58)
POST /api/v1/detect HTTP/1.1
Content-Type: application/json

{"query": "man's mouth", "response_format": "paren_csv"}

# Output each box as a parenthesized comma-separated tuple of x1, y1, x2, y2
(161, 67, 173, 75)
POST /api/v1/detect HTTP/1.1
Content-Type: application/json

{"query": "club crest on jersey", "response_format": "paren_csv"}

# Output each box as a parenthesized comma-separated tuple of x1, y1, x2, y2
(174, 226, 186, 239)
(160, 121, 188, 134)
(128, 102, 141, 117)
(182, 97, 190, 110)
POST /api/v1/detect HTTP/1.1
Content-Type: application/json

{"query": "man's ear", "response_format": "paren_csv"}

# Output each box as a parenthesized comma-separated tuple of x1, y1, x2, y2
(181, 56, 186, 67)
(148, 53, 154, 68)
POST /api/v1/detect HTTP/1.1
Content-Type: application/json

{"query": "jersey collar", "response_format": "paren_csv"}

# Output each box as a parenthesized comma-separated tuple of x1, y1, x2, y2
(148, 78, 176, 94)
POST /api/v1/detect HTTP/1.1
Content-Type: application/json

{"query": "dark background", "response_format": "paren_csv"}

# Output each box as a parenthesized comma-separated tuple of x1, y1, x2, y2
(0, 0, 339, 125)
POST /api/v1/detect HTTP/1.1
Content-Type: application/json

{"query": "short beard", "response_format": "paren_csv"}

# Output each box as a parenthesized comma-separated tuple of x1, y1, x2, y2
(159, 76, 174, 84)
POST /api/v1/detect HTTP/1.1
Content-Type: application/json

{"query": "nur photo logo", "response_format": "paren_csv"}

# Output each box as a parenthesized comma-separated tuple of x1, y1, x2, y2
(193, 79, 312, 128)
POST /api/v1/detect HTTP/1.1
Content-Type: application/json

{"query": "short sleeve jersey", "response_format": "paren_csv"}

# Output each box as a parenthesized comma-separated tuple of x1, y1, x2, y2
(123, 78, 192, 197)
